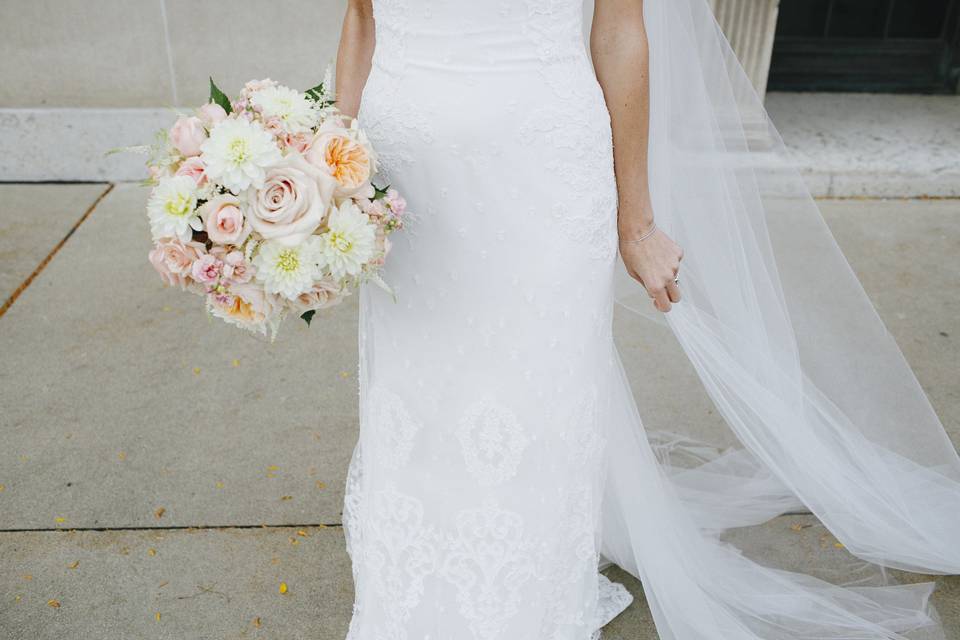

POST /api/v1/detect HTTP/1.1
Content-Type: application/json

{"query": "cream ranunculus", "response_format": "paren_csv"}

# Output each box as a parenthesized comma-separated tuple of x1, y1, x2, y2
(247, 151, 337, 246)
(305, 119, 377, 199)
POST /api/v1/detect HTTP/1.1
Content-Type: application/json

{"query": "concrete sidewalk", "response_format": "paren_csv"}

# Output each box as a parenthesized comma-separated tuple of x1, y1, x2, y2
(1, 184, 958, 639)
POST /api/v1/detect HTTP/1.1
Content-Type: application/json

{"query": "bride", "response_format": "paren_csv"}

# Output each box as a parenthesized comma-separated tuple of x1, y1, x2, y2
(333, 0, 960, 638)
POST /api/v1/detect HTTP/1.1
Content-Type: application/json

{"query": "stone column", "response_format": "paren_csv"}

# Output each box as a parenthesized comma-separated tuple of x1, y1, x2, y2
(708, 0, 781, 100)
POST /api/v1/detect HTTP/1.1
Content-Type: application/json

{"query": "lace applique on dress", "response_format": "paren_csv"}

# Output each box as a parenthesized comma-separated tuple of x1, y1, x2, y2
(360, 485, 442, 640)
(456, 398, 530, 486)
(440, 499, 538, 639)
(368, 386, 423, 470)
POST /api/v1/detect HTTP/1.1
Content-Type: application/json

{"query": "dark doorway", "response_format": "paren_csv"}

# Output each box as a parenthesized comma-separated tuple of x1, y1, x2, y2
(768, 0, 960, 93)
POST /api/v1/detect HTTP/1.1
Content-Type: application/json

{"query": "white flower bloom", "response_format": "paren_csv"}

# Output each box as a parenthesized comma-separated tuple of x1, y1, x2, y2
(319, 201, 377, 280)
(147, 175, 202, 241)
(200, 118, 281, 193)
(250, 85, 319, 134)
(253, 236, 323, 300)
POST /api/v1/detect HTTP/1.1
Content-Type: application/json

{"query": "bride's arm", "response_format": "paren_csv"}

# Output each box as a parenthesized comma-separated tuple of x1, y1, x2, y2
(591, 0, 682, 312)
(335, 0, 375, 119)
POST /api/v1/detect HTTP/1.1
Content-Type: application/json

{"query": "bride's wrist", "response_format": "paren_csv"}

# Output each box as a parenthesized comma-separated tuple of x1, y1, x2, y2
(619, 220, 657, 244)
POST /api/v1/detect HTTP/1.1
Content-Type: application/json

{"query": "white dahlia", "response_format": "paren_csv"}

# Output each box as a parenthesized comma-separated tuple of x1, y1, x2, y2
(253, 236, 323, 300)
(200, 118, 281, 193)
(147, 175, 202, 242)
(250, 85, 319, 134)
(319, 201, 377, 280)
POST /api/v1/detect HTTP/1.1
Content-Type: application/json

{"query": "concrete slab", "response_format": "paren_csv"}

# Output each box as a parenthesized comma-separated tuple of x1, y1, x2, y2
(0, 525, 353, 640)
(0, 184, 361, 529)
(0, 1, 174, 108)
(0, 108, 169, 182)
(163, 0, 343, 107)
(1, 517, 954, 640)
(0, 183, 109, 303)
(767, 93, 960, 198)
(821, 198, 960, 437)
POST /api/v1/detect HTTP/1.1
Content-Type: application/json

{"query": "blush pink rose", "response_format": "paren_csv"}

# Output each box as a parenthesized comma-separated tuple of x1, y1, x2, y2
(247, 151, 337, 246)
(198, 103, 227, 127)
(170, 116, 207, 157)
(175, 156, 207, 186)
(203, 194, 250, 245)
(291, 277, 344, 313)
(149, 238, 206, 289)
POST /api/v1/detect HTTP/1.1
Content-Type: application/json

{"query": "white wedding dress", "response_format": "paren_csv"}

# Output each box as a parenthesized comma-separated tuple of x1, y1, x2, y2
(343, 1, 960, 639)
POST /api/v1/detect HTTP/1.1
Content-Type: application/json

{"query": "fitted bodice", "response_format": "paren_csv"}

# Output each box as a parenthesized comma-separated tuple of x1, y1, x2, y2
(370, 0, 588, 73)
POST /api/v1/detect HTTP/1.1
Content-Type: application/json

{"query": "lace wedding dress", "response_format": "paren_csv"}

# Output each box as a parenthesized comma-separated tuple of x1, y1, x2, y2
(342, 1, 960, 639)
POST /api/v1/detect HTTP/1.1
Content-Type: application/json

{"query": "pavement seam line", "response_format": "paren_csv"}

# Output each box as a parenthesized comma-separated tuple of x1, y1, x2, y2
(0, 522, 344, 533)
(0, 182, 115, 318)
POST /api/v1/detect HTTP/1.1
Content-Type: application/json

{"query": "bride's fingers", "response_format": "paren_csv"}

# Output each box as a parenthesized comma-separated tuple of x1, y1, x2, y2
(666, 280, 681, 303)
(651, 286, 672, 312)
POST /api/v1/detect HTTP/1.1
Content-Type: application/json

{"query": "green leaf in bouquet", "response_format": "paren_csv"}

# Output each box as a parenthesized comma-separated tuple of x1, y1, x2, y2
(208, 77, 233, 115)
(300, 310, 317, 326)
(372, 184, 390, 200)
(305, 82, 326, 102)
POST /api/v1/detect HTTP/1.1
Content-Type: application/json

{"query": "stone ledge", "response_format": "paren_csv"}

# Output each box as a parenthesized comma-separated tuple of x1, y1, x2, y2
(2, 93, 959, 196)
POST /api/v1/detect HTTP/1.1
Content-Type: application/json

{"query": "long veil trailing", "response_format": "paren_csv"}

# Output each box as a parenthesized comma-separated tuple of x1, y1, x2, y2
(597, 0, 960, 637)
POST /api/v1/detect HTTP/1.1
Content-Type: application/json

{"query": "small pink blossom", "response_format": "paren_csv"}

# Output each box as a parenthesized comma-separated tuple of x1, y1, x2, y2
(243, 78, 278, 94)
(370, 230, 391, 267)
(169, 116, 207, 157)
(191, 253, 223, 284)
(175, 156, 207, 186)
(385, 188, 406, 216)
(211, 247, 255, 284)
(359, 197, 387, 218)
(263, 117, 285, 137)
(283, 132, 313, 154)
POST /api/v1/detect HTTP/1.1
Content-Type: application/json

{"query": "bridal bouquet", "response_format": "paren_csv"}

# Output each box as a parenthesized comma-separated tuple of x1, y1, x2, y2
(139, 75, 405, 338)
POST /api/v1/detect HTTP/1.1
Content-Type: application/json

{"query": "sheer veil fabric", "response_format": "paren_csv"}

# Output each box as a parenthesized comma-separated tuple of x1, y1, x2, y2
(600, 0, 960, 636)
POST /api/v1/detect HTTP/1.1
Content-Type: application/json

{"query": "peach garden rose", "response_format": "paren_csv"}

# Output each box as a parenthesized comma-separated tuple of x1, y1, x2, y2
(306, 120, 377, 199)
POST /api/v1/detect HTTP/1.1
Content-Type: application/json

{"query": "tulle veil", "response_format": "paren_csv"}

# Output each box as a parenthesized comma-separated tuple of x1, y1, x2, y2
(589, 0, 960, 637)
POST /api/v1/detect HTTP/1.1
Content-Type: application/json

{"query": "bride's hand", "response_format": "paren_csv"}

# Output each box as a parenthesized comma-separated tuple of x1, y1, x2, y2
(619, 225, 684, 313)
